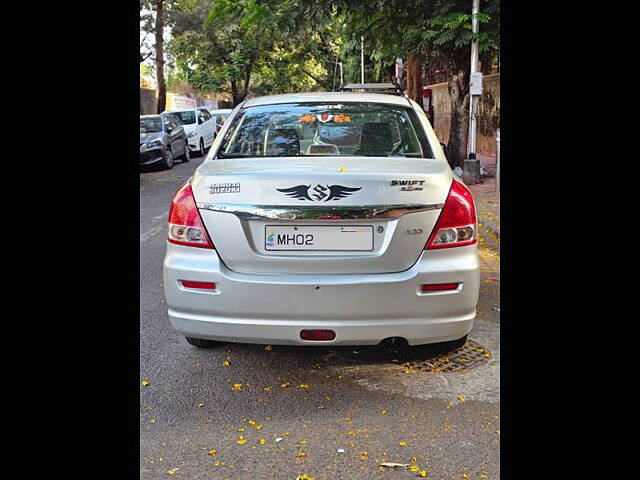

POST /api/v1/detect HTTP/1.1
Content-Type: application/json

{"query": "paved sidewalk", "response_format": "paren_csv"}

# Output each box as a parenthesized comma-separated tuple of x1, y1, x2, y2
(469, 175, 500, 253)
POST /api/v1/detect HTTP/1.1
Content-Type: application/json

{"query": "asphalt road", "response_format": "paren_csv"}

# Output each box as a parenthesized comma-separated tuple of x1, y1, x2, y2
(140, 156, 501, 480)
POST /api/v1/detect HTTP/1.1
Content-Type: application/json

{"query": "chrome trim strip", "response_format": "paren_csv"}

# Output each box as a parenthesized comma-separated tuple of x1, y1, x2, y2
(196, 203, 444, 220)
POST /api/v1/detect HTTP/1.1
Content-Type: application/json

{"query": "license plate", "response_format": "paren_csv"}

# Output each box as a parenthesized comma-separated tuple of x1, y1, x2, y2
(265, 225, 374, 251)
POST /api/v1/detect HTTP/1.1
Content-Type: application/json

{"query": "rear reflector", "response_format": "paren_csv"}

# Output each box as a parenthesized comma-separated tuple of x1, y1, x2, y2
(300, 329, 336, 341)
(421, 283, 460, 292)
(181, 280, 217, 290)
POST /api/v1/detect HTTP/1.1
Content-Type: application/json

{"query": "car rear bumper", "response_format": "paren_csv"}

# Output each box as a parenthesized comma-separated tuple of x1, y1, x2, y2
(163, 244, 480, 346)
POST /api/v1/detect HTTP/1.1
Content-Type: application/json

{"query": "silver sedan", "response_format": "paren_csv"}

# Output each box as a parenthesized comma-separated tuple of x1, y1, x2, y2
(163, 90, 480, 350)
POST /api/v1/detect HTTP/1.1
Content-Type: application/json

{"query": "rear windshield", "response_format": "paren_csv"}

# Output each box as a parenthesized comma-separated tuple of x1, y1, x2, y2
(140, 117, 163, 133)
(217, 103, 432, 158)
(166, 111, 196, 125)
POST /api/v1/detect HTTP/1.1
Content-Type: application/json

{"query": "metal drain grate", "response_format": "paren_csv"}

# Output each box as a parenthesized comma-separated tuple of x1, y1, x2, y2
(404, 340, 492, 373)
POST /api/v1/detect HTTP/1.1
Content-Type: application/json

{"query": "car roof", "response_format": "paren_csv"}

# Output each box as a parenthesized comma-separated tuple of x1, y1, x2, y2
(163, 109, 197, 113)
(243, 92, 412, 108)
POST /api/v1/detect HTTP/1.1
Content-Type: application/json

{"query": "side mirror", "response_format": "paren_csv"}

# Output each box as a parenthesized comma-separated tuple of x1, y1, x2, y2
(198, 118, 204, 125)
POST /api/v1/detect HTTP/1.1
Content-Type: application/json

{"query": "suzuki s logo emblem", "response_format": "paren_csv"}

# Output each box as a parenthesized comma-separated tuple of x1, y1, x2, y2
(277, 184, 362, 202)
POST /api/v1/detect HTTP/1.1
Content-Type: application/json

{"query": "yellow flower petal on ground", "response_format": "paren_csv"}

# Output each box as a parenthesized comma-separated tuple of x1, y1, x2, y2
(296, 475, 315, 480)
(231, 383, 242, 390)
(495, 429, 500, 434)
(238, 427, 245, 432)
(167, 468, 178, 475)
(141, 380, 149, 387)
(410, 465, 420, 472)
(298, 384, 310, 389)
(262, 386, 272, 392)
(457, 395, 465, 402)
(418, 470, 428, 477)
(281, 382, 290, 388)
(197, 402, 205, 408)
(381, 409, 388, 415)
(149, 418, 156, 423)
(208, 448, 217, 456)
(298, 440, 307, 445)
(236, 438, 247, 445)
(398, 441, 408, 446)
(213, 461, 222, 467)
(222, 360, 230, 367)
(259, 439, 266, 445)
(297, 451, 307, 458)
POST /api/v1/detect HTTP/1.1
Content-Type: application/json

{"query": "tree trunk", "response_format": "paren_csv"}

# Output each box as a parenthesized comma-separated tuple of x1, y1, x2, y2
(445, 69, 470, 169)
(154, 0, 166, 114)
(406, 53, 423, 109)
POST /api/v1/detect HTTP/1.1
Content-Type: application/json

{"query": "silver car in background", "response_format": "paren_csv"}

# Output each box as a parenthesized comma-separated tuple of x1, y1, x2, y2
(163, 90, 480, 349)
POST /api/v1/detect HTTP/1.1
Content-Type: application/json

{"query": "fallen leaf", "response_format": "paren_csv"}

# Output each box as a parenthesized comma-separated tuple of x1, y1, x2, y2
(381, 409, 388, 415)
(141, 380, 150, 387)
(259, 439, 266, 445)
(495, 429, 500, 434)
(297, 451, 307, 458)
(417, 470, 428, 477)
(197, 402, 205, 408)
(213, 461, 222, 467)
(167, 468, 179, 475)
(298, 440, 307, 445)
(409, 465, 420, 472)
(398, 441, 408, 446)
(281, 382, 291, 388)
(263, 386, 272, 392)
(265, 345, 273, 351)
(298, 384, 310, 389)
(149, 418, 156, 423)
(236, 436, 247, 445)
(222, 360, 230, 367)
(457, 395, 465, 402)
(295, 475, 315, 480)
(208, 448, 217, 456)
(238, 427, 245, 433)
(231, 384, 242, 391)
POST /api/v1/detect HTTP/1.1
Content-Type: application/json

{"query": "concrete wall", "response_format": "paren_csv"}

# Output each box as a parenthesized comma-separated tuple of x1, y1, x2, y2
(140, 88, 233, 114)
(427, 73, 500, 158)
(140, 88, 157, 115)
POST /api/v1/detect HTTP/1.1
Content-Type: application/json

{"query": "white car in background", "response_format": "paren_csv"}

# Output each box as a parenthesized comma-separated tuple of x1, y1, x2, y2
(207, 109, 233, 136)
(164, 107, 216, 157)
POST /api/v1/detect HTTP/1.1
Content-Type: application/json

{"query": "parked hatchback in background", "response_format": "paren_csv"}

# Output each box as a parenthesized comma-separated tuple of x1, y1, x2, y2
(164, 107, 216, 157)
(207, 108, 233, 135)
(163, 84, 480, 351)
(140, 114, 190, 170)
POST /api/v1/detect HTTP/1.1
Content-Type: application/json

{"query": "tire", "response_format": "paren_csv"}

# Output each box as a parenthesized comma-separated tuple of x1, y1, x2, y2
(163, 149, 174, 169)
(198, 138, 205, 157)
(185, 336, 217, 348)
(180, 141, 190, 162)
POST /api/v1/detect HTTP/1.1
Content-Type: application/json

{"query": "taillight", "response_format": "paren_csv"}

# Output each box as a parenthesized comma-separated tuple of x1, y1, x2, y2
(426, 180, 477, 250)
(167, 183, 214, 249)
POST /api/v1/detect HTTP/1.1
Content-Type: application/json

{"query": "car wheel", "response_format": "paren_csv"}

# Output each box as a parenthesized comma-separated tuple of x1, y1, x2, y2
(185, 336, 217, 348)
(181, 141, 190, 162)
(199, 138, 205, 157)
(164, 149, 174, 169)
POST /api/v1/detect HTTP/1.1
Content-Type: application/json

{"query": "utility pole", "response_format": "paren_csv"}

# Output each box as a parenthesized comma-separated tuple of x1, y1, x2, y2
(463, 0, 482, 184)
(361, 36, 365, 83)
